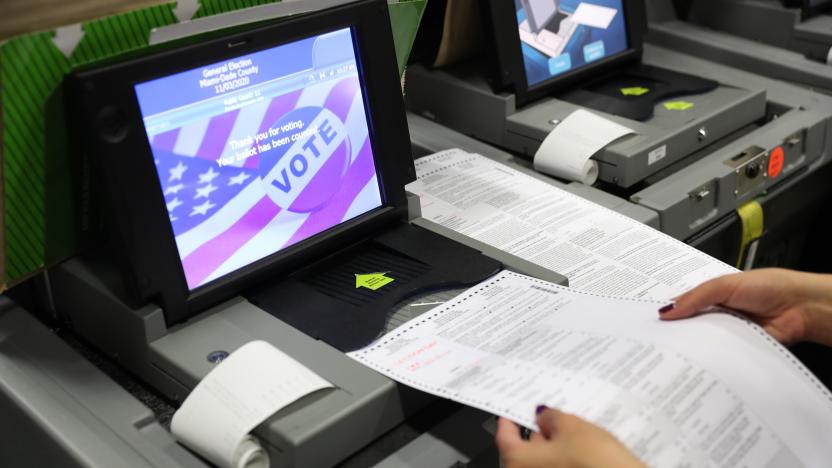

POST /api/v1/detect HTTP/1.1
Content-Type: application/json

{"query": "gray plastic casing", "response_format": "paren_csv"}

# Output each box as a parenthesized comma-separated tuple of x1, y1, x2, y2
(685, 0, 832, 65)
(406, 47, 768, 189)
(0, 300, 206, 468)
(406, 43, 832, 240)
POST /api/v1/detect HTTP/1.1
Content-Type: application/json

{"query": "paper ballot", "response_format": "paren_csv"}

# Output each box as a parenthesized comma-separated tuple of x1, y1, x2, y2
(349, 271, 832, 467)
(408, 150, 736, 300)
(171, 341, 333, 468)
(534, 109, 635, 184)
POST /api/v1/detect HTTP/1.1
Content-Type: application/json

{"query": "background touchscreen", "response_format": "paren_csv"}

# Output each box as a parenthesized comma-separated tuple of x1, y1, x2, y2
(516, 0, 629, 86)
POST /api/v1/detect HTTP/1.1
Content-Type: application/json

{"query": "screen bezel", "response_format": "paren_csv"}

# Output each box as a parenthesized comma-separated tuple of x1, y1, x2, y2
(488, 0, 646, 107)
(802, 0, 832, 15)
(782, 0, 832, 16)
(69, 0, 413, 324)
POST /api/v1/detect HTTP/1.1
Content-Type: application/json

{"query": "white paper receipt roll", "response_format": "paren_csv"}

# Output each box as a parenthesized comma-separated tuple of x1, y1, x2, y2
(533, 109, 635, 185)
(171, 341, 333, 468)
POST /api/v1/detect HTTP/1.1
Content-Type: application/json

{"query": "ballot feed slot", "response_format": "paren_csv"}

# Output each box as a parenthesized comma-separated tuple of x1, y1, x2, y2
(247, 223, 501, 352)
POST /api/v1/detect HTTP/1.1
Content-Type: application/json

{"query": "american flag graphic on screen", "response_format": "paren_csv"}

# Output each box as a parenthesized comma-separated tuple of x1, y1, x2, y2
(146, 72, 380, 290)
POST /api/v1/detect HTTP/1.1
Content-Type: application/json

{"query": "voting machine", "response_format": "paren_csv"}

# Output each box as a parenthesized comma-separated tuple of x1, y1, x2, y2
(646, 0, 832, 93)
(8, 107, 830, 466)
(406, 0, 832, 242)
(41, 1, 567, 466)
(688, 0, 832, 67)
(408, 111, 832, 275)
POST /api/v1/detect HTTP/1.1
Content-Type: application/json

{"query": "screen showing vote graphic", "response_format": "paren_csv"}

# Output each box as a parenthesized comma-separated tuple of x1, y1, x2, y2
(515, 0, 628, 86)
(135, 28, 382, 290)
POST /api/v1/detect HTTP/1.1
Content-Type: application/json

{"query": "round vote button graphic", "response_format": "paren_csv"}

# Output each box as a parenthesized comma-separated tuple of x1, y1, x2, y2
(260, 106, 351, 213)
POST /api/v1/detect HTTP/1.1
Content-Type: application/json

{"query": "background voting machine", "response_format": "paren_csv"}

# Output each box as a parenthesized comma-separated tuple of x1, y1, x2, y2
(3, 0, 832, 467)
(6, 1, 565, 467)
(647, 0, 832, 93)
(688, 0, 832, 66)
(407, 0, 832, 266)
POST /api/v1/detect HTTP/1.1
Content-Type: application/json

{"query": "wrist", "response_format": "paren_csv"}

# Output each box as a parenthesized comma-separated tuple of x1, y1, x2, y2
(803, 301, 832, 347)
(787, 272, 832, 346)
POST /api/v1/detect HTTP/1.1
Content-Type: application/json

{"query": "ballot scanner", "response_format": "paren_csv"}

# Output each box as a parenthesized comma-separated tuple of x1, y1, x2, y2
(645, 0, 832, 93)
(34, 1, 571, 466)
(6, 2, 832, 467)
(8, 109, 831, 467)
(687, 0, 832, 67)
(407, 111, 832, 274)
(406, 0, 832, 241)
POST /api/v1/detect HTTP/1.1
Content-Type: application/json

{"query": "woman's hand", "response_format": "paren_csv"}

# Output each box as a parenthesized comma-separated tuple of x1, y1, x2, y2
(662, 268, 832, 346)
(495, 407, 645, 468)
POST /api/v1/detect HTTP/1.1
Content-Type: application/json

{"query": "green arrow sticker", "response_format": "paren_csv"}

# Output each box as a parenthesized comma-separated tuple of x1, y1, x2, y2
(620, 86, 650, 96)
(355, 272, 395, 291)
(663, 101, 695, 111)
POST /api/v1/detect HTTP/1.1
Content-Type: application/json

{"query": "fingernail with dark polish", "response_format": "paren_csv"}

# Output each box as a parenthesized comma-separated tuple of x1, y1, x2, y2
(658, 304, 675, 314)
(536, 405, 547, 414)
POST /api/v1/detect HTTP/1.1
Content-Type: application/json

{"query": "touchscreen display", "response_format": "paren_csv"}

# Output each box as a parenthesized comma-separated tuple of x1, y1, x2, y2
(515, 0, 629, 86)
(135, 28, 382, 290)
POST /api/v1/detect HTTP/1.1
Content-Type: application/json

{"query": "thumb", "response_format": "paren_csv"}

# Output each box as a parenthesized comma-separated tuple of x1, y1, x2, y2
(535, 406, 590, 439)
(661, 274, 741, 320)
(535, 406, 561, 438)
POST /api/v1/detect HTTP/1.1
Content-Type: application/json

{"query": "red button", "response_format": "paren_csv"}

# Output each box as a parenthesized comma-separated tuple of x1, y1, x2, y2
(768, 146, 784, 179)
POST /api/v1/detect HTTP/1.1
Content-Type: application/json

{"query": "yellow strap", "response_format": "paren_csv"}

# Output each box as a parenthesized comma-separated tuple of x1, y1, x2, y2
(736, 200, 764, 269)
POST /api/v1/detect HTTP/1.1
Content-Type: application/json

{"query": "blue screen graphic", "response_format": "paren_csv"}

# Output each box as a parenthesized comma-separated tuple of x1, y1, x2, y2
(515, 0, 629, 86)
(134, 28, 383, 290)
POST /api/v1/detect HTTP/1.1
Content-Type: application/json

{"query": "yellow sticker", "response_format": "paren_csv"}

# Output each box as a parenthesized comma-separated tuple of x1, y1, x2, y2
(355, 272, 395, 291)
(663, 101, 695, 111)
(620, 87, 650, 96)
